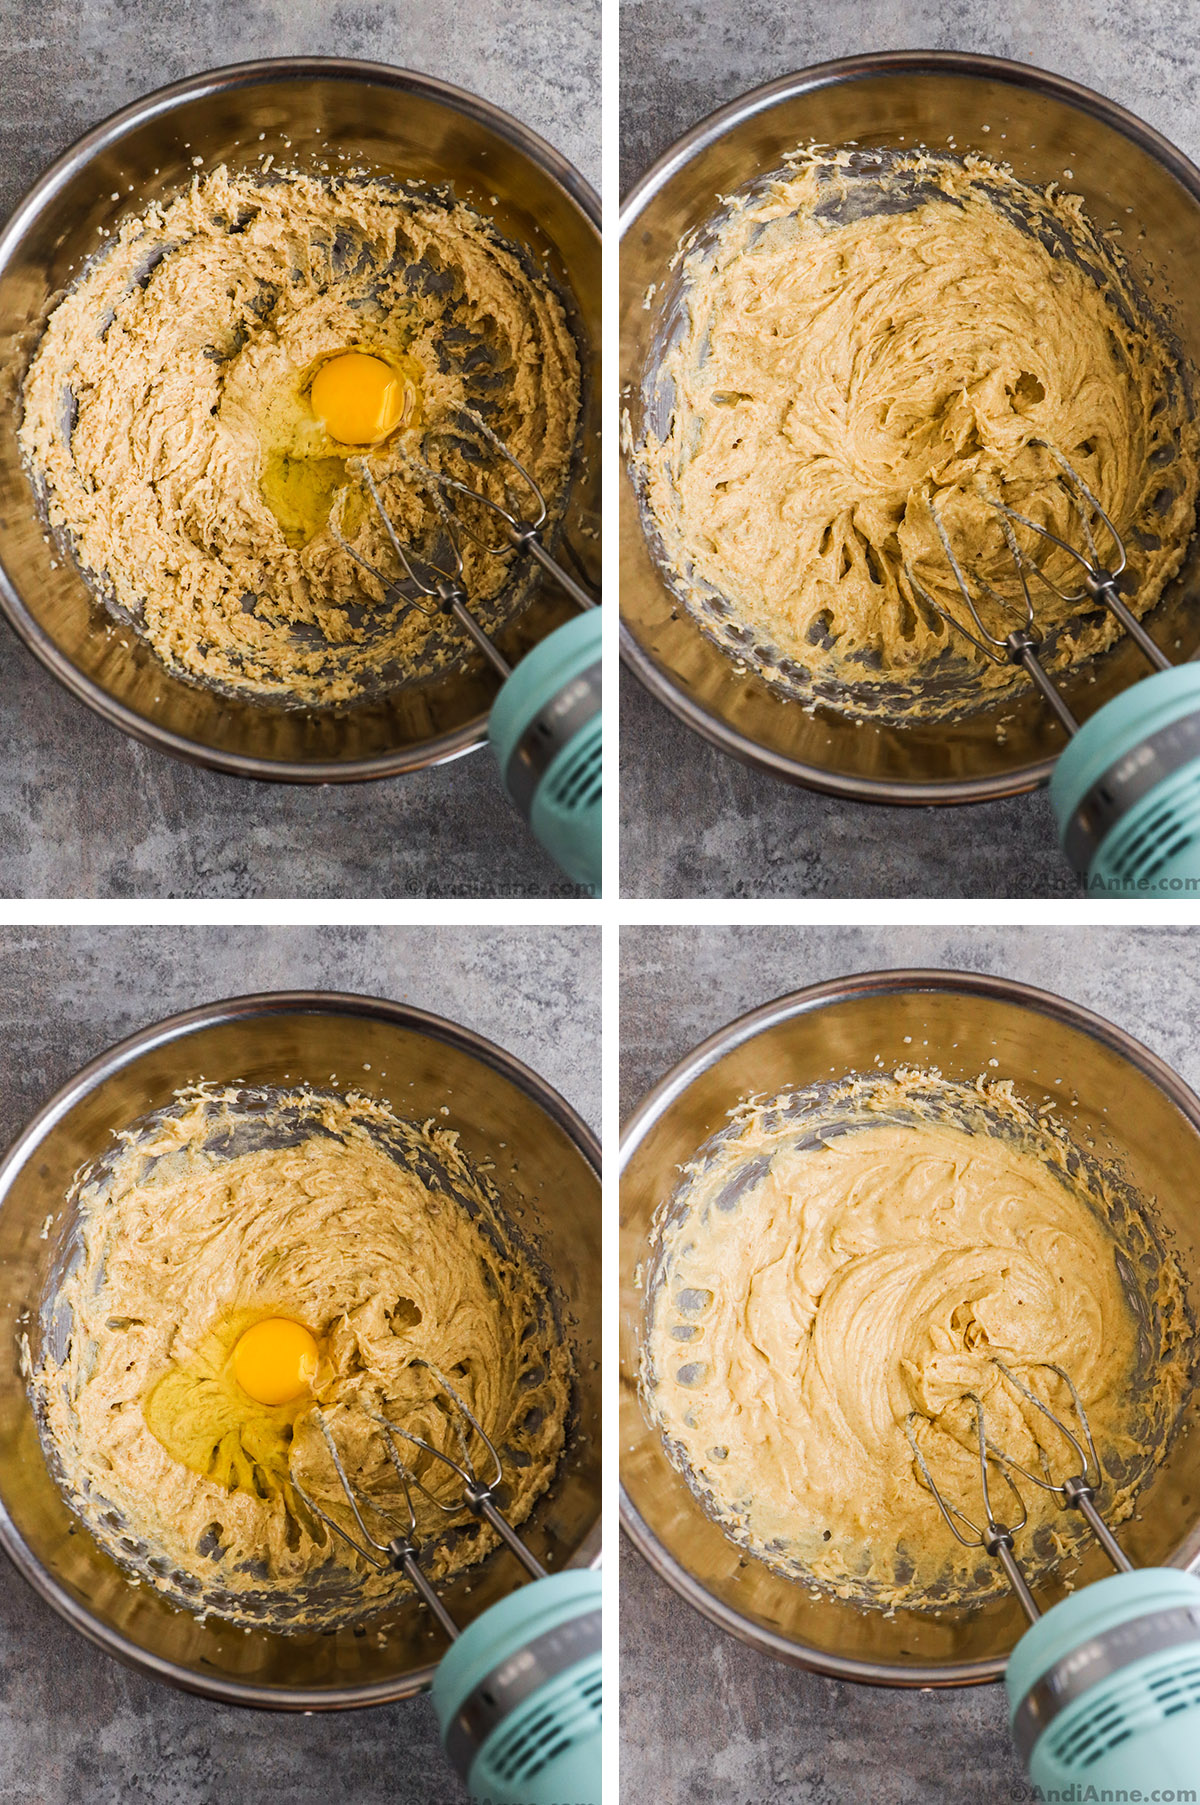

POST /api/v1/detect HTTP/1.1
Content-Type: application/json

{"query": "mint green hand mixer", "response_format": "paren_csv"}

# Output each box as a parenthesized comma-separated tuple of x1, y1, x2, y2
(909, 1360, 1200, 1790)
(908, 449, 1200, 892)
(295, 1370, 601, 1805)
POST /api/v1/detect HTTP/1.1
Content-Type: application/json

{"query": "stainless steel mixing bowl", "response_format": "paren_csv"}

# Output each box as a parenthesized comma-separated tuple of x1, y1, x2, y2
(0, 991, 601, 1708)
(0, 59, 600, 781)
(620, 969, 1200, 1685)
(620, 53, 1200, 803)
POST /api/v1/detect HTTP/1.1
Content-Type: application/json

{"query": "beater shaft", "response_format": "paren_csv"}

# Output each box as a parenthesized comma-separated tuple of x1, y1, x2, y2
(460, 1490, 547, 1578)
(441, 586, 513, 679)
(522, 532, 597, 615)
(1008, 632, 1080, 735)
(1103, 587, 1171, 671)
(393, 1547, 462, 1639)
(1065, 1477, 1134, 1574)
(995, 1541, 1043, 1624)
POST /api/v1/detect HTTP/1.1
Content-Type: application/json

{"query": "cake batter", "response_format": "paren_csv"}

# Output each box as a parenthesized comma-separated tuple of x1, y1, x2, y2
(32, 1085, 570, 1629)
(637, 151, 1199, 719)
(644, 1071, 1190, 1607)
(20, 165, 580, 705)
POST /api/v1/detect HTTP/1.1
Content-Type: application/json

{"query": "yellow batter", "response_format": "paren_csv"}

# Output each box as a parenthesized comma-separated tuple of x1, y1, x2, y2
(19, 165, 580, 705)
(638, 151, 1199, 719)
(32, 1086, 570, 1630)
(644, 1071, 1190, 1608)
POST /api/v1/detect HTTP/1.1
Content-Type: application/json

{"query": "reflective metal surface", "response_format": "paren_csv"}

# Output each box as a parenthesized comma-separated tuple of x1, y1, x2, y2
(619, 54, 1200, 802)
(619, 970, 1200, 1685)
(0, 992, 601, 1708)
(0, 60, 600, 781)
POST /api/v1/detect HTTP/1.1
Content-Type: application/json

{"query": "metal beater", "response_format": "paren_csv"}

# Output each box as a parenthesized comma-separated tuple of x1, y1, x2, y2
(908, 1357, 1200, 1790)
(294, 1370, 601, 1805)
(330, 412, 602, 894)
(906, 446, 1200, 891)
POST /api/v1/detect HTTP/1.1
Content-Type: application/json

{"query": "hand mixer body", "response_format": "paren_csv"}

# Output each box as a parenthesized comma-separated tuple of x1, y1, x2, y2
(302, 1383, 602, 1805)
(915, 1363, 1200, 1791)
(1049, 665, 1200, 893)
(1006, 1567, 1200, 1791)
(432, 1568, 603, 1805)
(488, 610, 602, 896)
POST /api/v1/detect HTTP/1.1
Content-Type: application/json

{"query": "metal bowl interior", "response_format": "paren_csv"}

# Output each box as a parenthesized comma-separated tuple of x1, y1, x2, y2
(0, 59, 601, 782)
(0, 992, 601, 1708)
(619, 970, 1200, 1685)
(619, 53, 1200, 803)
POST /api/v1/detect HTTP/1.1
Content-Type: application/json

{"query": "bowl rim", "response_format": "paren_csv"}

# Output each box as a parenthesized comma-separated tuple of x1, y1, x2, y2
(618, 49, 1200, 805)
(0, 56, 601, 785)
(0, 987, 601, 1710)
(618, 965, 1200, 1686)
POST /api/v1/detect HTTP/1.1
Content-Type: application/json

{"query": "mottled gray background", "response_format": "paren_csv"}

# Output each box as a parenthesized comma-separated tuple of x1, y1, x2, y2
(0, 923, 599, 1805)
(618, 0, 1193, 898)
(620, 923, 1200, 1803)
(0, 0, 599, 899)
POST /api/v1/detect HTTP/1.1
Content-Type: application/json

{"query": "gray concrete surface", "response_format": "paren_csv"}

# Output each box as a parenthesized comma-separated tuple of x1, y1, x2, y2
(0, 923, 599, 1805)
(618, 0, 1192, 897)
(0, 0, 599, 899)
(620, 923, 1200, 1804)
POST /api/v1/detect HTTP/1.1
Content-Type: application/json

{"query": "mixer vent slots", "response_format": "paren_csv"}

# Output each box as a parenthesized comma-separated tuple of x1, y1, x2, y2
(1105, 781, 1200, 885)
(1047, 1656, 1200, 1768)
(487, 1666, 603, 1785)
(1151, 1656, 1200, 1717)
(545, 735, 602, 815)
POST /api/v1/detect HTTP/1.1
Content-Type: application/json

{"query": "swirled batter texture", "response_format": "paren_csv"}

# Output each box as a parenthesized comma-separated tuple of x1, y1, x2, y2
(32, 1086, 569, 1629)
(20, 166, 580, 704)
(638, 152, 1199, 719)
(644, 1072, 1189, 1607)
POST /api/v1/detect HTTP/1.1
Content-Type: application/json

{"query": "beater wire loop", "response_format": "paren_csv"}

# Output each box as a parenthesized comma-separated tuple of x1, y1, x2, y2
(328, 460, 451, 615)
(905, 487, 1041, 666)
(374, 1365, 505, 1514)
(420, 406, 550, 557)
(985, 1358, 1102, 1497)
(905, 1395, 1029, 1550)
(907, 440, 1170, 712)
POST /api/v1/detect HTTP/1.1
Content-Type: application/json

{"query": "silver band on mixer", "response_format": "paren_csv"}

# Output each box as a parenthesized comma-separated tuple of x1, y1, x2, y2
(442, 1606, 603, 1781)
(504, 660, 601, 818)
(1011, 1603, 1200, 1766)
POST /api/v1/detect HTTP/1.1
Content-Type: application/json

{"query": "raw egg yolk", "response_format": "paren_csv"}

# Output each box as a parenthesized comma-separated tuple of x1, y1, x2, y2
(232, 1318, 319, 1407)
(310, 352, 407, 446)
